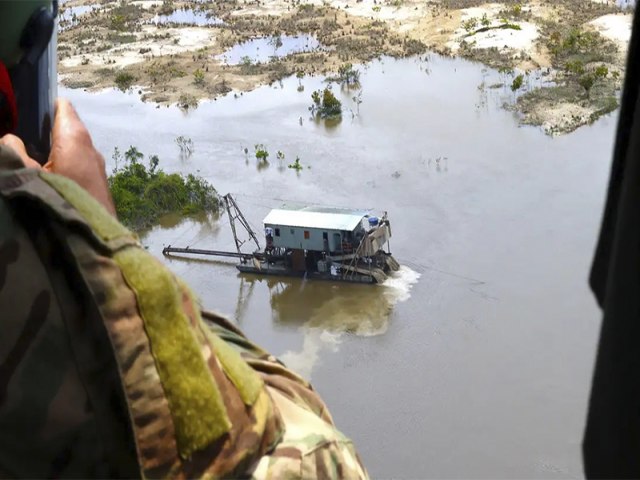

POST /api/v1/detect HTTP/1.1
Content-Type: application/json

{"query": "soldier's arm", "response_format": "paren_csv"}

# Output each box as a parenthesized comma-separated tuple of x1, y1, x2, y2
(0, 101, 368, 479)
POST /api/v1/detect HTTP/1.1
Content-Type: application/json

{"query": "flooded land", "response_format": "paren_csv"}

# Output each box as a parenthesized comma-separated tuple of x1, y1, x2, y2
(55, 0, 635, 476)
(59, 0, 633, 134)
(62, 48, 618, 476)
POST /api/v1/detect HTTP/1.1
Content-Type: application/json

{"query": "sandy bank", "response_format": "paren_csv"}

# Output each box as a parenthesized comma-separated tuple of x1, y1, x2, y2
(57, 0, 633, 134)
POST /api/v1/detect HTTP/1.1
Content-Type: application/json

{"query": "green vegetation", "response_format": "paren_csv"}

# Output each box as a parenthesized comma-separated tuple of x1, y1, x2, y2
(109, 146, 219, 230)
(462, 17, 478, 33)
(193, 68, 205, 86)
(296, 71, 305, 92)
(178, 93, 198, 110)
(109, 1, 142, 31)
(335, 63, 361, 86)
(578, 65, 609, 98)
(115, 71, 135, 91)
(310, 88, 342, 119)
(546, 26, 616, 65)
(255, 144, 269, 162)
(511, 74, 524, 91)
(159, 0, 175, 15)
(288, 156, 303, 171)
(240, 56, 257, 74)
(107, 32, 136, 44)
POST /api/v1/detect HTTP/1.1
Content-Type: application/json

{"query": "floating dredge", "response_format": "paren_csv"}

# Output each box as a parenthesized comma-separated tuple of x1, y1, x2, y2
(163, 194, 400, 284)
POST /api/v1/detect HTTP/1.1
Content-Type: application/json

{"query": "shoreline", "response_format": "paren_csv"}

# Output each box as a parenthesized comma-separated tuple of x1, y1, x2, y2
(58, 0, 633, 134)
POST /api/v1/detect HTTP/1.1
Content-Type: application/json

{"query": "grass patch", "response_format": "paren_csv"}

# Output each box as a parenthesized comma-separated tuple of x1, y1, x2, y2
(115, 71, 135, 91)
(107, 32, 137, 44)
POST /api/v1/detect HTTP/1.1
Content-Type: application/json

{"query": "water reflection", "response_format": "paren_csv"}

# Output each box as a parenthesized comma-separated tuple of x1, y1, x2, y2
(216, 35, 323, 65)
(59, 4, 98, 29)
(261, 267, 419, 377)
(150, 8, 224, 26)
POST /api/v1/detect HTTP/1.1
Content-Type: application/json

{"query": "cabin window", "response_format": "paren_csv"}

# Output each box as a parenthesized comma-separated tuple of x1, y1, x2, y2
(322, 232, 328, 240)
(290, 228, 294, 235)
(275, 228, 280, 237)
(304, 230, 310, 239)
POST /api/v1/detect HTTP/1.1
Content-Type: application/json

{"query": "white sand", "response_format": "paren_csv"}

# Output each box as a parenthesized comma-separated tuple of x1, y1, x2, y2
(131, 1, 162, 9)
(589, 13, 633, 44)
(60, 26, 216, 68)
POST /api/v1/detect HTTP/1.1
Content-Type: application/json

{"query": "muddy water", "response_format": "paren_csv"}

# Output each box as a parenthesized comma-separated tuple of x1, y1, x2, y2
(61, 55, 616, 478)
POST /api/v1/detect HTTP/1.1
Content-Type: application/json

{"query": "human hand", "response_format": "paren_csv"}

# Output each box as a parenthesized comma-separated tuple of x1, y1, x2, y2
(0, 98, 116, 216)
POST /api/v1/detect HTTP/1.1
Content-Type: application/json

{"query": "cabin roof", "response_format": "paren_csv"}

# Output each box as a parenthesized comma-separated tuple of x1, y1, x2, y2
(263, 207, 367, 231)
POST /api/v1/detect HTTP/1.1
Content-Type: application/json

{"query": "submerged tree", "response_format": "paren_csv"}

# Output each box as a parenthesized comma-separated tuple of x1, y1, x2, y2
(108, 146, 218, 230)
(337, 63, 360, 87)
(309, 88, 342, 119)
(175, 135, 194, 158)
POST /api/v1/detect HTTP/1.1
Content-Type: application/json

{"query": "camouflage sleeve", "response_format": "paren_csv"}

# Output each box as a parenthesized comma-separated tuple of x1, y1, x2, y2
(0, 144, 368, 479)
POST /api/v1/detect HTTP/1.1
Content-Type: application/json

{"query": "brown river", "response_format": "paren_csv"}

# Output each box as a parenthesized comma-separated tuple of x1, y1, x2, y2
(62, 54, 617, 478)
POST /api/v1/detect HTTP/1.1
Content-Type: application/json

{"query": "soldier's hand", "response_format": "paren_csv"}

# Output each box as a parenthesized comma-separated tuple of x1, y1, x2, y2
(45, 99, 116, 216)
(0, 99, 116, 216)
(0, 133, 41, 169)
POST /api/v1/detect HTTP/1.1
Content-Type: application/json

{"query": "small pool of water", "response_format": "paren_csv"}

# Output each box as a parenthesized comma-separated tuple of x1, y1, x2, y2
(216, 35, 323, 65)
(151, 8, 224, 26)
(59, 4, 99, 29)
(617, 0, 635, 8)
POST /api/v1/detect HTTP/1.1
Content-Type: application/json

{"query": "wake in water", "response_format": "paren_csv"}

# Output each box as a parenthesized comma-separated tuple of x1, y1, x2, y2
(279, 264, 421, 378)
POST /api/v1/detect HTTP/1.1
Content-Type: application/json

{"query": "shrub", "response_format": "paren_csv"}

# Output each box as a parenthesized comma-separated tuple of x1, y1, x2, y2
(310, 88, 342, 118)
(115, 71, 135, 91)
(255, 144, 269, 162)
(109, 146, 218, 230)
(193, 68, 205, 86)
(337, 63, 360, 86)
(511, 74, 524, 91)
(288, 157, 303, 171)
(463, 17, 478, 32)
(178, 93, 198, 110)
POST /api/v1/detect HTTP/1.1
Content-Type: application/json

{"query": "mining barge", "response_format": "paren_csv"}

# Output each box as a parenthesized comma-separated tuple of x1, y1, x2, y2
(162, 194, 400, 284)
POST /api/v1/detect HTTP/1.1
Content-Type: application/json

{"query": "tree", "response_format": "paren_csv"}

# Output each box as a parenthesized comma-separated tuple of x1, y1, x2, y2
(511, 74, 524, 91)
(108, 146, 218, 230)
(352, 90, 363, 114)
(310, 88, 342, 119)
(578, 73, 596, 98)
(115, 71, 135, 91)
(176, 136, 194, 158)
(565, 60, 585, 76)
(193, 68, 205, 86)
(337, 63, 360, 87)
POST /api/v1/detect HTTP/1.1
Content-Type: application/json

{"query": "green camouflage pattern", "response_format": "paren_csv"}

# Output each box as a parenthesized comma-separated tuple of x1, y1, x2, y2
(0, 144, 368, 479)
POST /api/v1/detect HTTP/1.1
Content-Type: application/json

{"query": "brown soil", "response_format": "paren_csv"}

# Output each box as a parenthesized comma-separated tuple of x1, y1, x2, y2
(58, 0, 632, 132)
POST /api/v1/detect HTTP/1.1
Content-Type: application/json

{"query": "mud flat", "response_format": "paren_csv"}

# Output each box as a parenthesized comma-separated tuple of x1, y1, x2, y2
(58, 0, 633, 134)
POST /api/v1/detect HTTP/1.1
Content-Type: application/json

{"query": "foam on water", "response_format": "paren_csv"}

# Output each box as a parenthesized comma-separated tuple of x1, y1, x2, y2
(381, 265, 421, 303)
(279, 264, 420, 378)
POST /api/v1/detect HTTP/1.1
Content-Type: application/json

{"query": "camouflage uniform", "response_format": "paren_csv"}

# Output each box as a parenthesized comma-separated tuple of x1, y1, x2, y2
(0, 144, 368, 479)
